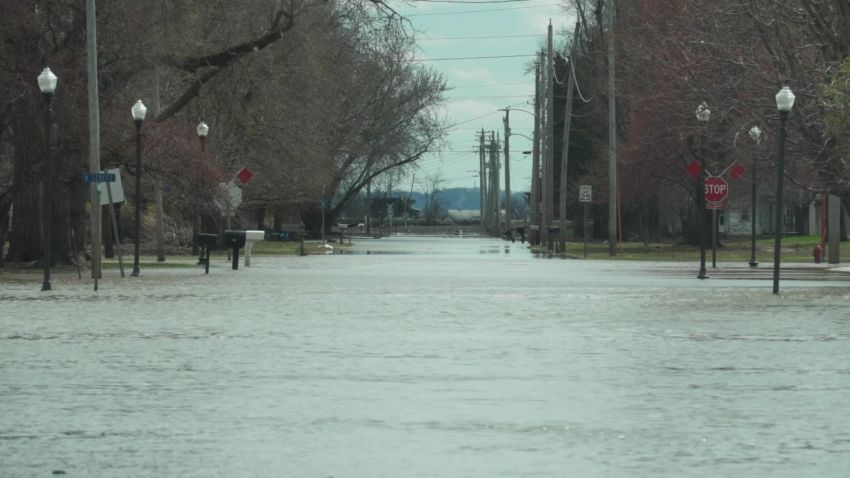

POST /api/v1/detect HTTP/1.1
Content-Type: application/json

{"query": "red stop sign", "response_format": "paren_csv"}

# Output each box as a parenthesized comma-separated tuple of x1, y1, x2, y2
(704, 176, 729, 202)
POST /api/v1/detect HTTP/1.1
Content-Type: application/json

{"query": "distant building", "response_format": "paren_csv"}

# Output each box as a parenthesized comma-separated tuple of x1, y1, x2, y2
(370, 197, 419, 219)
(447, 209, 481, 223)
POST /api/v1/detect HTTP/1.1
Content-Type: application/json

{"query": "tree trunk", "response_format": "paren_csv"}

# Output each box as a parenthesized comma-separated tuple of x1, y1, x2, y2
(191, 214, 200, 256)
(254, 207, 266, 230)
(155, 182, 166, 262)
(273, 208, 284, 231)
(6, 99, 84, 265)
(0, 192, 10, 268)
(7, 99, 47, 263)
(301, 205, 333, 239)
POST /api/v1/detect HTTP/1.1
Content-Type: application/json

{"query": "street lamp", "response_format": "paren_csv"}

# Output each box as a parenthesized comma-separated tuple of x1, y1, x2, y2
(38, 67, 58, 291)
(748, 125, 762, 268)
(773, 83, 795, 294)
(196, 121, 209, 265)
(196, 121, 209, 150)
(696, 102, 710, 279)
(130, 100, 148, 276)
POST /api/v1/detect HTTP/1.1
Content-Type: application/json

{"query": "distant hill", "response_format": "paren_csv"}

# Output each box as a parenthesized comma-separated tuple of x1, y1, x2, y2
(404, 188, 525, 211)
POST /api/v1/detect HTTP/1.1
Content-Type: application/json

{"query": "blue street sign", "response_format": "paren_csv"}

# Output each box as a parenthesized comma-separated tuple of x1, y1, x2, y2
(82, 172, 117, 183)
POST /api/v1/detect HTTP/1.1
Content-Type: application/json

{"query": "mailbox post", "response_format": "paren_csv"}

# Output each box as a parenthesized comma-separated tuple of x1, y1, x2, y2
(197, 233, 219, 274)
(244, 230, 264, 267)
(223, 230, 246, 270)
(338, 223, 350, 244)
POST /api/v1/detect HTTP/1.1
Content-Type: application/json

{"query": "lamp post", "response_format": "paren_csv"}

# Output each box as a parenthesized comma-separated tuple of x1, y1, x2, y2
(696, 102, 711, 279)
(321, 187, 326, 245)
(196, 121, 209, 265)
(37, 67, 58, 291)
(130, 100, 147, 276)
(773, 83, 795, 294)
(748, 125, 762, 268)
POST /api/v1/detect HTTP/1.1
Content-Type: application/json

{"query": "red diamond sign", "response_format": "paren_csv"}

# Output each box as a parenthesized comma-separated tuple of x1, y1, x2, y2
(730, 163, 747, 180)
(236, 167, 254, 184)
(687, 160, 703, 178)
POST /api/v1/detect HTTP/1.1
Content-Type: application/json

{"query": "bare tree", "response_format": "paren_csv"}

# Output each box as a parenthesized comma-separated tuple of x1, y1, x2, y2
(421, 172, 446, 226)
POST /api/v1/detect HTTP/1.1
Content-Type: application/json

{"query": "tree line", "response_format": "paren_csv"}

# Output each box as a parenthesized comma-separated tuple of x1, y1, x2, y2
(0, 0, 447, 265)
(552, 0, 850, 242)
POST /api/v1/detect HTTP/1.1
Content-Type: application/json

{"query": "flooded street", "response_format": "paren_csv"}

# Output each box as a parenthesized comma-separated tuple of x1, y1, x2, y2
(2, 236, 850, 476)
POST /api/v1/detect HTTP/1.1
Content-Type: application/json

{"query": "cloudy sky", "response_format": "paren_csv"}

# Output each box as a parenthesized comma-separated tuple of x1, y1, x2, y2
(398, 0, 574, 192)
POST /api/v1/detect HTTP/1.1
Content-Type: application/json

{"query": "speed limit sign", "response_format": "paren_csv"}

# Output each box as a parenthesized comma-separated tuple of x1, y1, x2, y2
(579, 185, 592, 203)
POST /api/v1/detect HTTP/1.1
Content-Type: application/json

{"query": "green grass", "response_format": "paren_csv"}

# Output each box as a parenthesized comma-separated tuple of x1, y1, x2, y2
(550, 235, 840, 262)
(1, 236, 841, 278)
(0, 240, 349, 277)
(100, 259, 196, 270)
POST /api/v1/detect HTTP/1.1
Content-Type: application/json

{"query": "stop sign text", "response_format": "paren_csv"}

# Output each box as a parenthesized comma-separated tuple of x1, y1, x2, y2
(704, 176, 729, 202)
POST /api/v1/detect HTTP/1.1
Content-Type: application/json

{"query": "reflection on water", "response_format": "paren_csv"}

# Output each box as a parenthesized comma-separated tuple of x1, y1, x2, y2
(2, 236, 849, 476)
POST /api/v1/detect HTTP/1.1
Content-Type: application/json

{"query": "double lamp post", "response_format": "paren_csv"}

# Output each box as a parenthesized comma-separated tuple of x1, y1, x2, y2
(695, 102, 710, 280)
(694, 84, 794, 293)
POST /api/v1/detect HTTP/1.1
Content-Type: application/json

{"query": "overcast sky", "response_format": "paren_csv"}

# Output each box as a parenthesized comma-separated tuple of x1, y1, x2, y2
(398, 0, 574, 192)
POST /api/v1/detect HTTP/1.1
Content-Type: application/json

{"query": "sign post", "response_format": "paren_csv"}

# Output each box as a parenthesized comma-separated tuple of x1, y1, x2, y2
(704, 176, 729, 269)
(579, 185, 592, 257)
(688, 160, 745, 277)
(104, 180, 125, 278)
(215, 182, 243, 260)
(83, 170, 121, 287)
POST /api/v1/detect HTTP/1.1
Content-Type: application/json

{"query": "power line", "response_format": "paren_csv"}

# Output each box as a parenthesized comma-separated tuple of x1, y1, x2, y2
(414, 54, 535, 62)
(404, 3, 561, 16)
(450, 81, 533, 89)
(423, 33, 545, 40)
(412, 0, 534, 3)
(447, 100, 529, 127)
(446, 95, 532, 100)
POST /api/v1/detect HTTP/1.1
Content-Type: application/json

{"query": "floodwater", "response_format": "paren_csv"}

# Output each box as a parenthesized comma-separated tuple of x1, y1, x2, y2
(2, 236, 850, 477)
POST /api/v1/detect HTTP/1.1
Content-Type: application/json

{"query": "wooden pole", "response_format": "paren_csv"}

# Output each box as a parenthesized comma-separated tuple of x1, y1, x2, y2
(559, 22, 580, 253)
(87, 0, 103, 287)
(607, 0, 618, 256)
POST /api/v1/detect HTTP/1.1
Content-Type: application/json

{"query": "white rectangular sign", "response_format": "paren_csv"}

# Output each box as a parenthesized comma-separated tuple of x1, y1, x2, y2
(214, 182, 243, 212)
(99, 168, 125, 204)
(579, 185, 592, 203)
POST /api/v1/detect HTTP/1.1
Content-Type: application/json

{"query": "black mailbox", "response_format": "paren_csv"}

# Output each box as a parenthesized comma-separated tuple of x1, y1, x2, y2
(223, 230, 246, 270)
(198, 233, 219, 249)
(223, 230, 246, 249)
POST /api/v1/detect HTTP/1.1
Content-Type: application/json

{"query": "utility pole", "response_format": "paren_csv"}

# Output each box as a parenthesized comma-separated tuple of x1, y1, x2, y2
(407, 173, 415, 227)
(479, 129, 486, 228)
(559, 22, 580, 254)
(153, 67, 166, 262)
(496, 132, 502, 232)
(366, 166, 371, 235)
(607, 0, 618, 256)
(490, 132, 501, 233)
(828, 194, 840, 263)
(531, 52, 542, 246)
(153, 4, 166, 262)
(544, 21, 555, 250)
(503, 109, 511, 233)
(386, 174, 393, 235)
(87, 0, 102, 287)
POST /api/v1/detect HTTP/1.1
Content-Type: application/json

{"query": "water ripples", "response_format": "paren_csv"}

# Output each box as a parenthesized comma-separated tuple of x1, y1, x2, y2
(2, 237, 850, 476)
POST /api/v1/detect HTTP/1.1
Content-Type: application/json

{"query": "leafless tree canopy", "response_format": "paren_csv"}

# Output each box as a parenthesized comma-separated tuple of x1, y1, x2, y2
(0, 0, 446, 261)
(560, 0, 850, 235)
